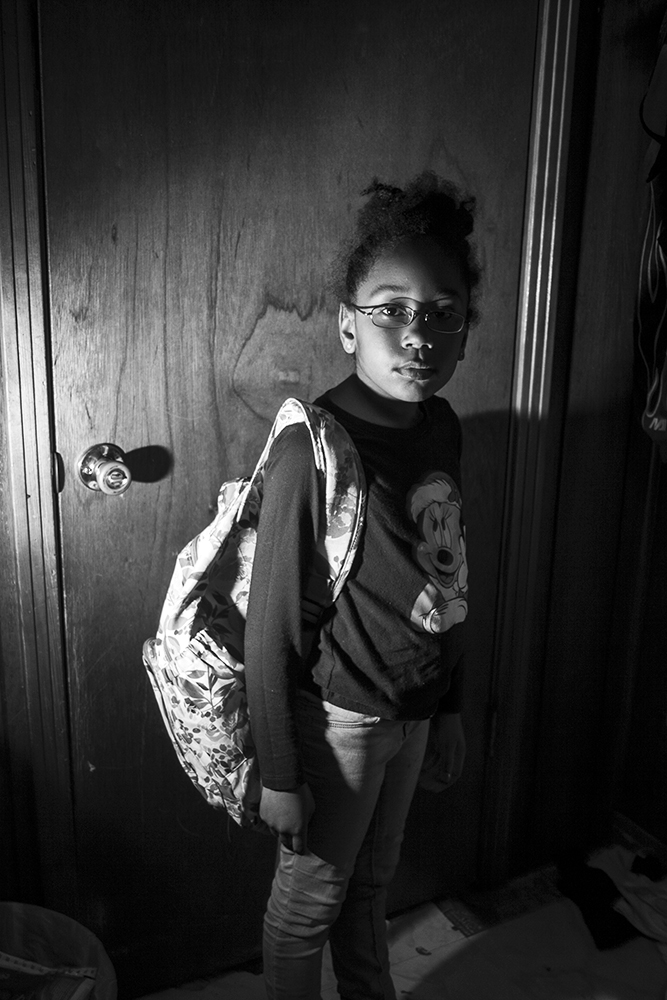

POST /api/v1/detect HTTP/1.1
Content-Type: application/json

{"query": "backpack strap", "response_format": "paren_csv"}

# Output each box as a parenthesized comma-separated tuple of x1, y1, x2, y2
(271, 398, 366, 609)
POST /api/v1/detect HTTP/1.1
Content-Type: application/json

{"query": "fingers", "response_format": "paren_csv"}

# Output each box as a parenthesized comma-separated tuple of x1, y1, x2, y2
(291, 831, 306, 856)
(419, 725, 467, 792)
(442, 746, 466, 786)
(278, 828, 308, 855)
(418, 769, 449, 793)
(442, 749, 461, 782)
(441, 727, 467, 788)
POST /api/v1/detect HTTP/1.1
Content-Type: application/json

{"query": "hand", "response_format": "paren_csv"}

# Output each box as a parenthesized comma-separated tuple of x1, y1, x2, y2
(419, 713, 466, 792)
(259, 783, 315, 855)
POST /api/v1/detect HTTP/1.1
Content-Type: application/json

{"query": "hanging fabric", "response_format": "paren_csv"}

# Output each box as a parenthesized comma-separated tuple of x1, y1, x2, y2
(638, 12, 667, 460)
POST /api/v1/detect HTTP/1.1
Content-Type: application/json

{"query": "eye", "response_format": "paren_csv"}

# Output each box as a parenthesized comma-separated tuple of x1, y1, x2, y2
(377, 304, 407, 318)
(430, 308, 455, 320)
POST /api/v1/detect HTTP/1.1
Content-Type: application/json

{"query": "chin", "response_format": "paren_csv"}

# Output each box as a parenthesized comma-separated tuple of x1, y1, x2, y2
(391, 368, 449, 398)
(394, 380, 442, 402)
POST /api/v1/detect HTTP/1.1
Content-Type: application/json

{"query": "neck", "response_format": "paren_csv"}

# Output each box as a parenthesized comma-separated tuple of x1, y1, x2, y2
(328, 375, 422, 429)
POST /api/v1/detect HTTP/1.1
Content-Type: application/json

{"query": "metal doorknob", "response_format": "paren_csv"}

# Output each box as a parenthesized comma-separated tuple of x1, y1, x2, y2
(77, 444, 132, 495)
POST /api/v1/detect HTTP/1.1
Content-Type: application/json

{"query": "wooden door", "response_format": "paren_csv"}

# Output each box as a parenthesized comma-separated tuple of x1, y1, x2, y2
(38, 0, 538, 993)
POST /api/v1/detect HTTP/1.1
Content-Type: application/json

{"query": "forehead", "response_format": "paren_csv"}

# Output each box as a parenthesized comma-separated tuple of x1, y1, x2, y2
(358, 237, 469, 304)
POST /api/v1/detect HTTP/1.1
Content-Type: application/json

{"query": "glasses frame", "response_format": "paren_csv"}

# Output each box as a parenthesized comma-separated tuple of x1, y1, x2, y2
(351, 302, 468, 335)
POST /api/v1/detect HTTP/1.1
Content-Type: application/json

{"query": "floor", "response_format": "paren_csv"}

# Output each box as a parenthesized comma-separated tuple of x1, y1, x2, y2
(138, 868, 667, 1000)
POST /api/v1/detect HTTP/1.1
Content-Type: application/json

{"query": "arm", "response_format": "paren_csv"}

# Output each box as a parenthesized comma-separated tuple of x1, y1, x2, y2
(259, 785, 315, 855)
(419, 712, 466, 792)
(420, 648, 466, 792)
(244, 423, 321, 852)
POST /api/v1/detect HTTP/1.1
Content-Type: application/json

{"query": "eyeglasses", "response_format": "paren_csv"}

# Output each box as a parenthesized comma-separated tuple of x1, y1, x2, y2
(351, 303, 468, 335)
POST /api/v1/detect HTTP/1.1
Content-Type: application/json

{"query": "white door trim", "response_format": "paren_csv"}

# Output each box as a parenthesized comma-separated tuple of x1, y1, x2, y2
(480, 0, 581, 882)
(0, 0, 76, 906)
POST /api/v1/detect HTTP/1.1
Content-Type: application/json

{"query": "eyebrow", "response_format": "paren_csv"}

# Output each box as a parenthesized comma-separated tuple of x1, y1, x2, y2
(367, 283, 409, 295)
(366, 283, 462, 300)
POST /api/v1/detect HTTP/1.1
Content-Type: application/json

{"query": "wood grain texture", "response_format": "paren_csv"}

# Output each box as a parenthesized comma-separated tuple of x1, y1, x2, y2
(39, 0, 536, 990)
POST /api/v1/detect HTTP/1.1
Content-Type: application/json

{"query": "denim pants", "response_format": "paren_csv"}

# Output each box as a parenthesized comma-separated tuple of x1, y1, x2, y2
(263, 691, 430, 1000)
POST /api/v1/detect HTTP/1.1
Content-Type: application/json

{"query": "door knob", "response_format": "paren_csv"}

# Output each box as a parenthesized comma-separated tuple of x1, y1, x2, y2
(77, 444, 132, 495)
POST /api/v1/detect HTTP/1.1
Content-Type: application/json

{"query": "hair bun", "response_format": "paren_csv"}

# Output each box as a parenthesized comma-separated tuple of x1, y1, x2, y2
(332, 170, 481, 326)
(361, 180, 404, 206)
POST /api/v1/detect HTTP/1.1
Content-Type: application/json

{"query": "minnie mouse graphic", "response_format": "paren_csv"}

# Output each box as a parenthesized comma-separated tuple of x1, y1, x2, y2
(408, 472, 468, 634)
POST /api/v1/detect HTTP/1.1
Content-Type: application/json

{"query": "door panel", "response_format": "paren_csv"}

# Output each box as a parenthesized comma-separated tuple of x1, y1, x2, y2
(40, 0, 537, 992)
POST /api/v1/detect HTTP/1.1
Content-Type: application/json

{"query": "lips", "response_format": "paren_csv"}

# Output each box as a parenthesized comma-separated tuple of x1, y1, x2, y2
(397, 363, 435, 380)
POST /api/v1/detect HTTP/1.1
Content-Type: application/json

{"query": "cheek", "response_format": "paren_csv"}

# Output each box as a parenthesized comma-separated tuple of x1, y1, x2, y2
(357, 332, 397, 361)
(436, 339, 465, 367)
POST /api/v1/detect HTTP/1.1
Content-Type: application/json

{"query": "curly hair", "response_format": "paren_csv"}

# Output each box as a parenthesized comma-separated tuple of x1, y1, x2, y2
(333, 172, 481, 325)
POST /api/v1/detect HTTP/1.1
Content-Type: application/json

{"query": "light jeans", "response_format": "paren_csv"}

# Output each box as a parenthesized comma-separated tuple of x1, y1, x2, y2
(263, 691, 430, 1000)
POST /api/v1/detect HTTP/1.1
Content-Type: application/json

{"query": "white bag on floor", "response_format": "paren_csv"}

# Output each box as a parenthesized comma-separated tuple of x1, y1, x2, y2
(0, 902, 117, 1000)
(589, 845, 667, 964)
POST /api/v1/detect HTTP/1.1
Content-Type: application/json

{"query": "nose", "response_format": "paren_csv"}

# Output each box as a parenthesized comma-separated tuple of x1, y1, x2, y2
(401, 314, 433, 349)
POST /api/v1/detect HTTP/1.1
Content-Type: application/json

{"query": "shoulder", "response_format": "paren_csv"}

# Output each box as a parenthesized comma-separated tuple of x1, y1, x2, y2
(426, 395, 462, 435)
(427, 394, 459, 422)
(425, 395, 463, 456)
(264, 420, 315, 479)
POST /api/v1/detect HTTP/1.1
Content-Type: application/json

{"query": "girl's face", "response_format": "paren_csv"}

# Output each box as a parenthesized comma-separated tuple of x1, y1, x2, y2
(339, 236, 469, 405)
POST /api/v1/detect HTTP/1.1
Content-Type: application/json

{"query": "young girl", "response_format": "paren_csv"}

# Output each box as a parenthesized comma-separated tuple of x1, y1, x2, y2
(244, 173, 480, 1000)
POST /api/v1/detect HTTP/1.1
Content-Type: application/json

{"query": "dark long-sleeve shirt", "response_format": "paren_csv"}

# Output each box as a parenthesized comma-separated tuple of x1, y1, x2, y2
(244, 393, 468, 790)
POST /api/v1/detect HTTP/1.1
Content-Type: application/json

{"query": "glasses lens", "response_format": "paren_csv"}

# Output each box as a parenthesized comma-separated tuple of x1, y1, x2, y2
(427, 311, 465, 333)
(370, 304, 411, 329)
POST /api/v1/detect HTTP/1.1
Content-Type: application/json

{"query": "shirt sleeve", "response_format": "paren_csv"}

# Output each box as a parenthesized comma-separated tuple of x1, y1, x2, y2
(438, 404, 465, 714)
(244, 422, 321, 791)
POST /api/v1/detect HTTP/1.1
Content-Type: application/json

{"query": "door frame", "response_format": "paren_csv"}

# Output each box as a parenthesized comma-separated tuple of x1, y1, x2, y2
(0, 0, 580, 902)
(478, 0, 581, 883)
(0, 0, 76, 907)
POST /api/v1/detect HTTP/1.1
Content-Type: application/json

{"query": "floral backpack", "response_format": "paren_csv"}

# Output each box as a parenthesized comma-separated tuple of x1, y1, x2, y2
(142, 398, 366, 830)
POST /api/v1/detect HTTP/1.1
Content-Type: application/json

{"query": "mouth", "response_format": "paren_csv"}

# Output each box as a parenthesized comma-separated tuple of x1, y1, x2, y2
(396, 364, 435, 381)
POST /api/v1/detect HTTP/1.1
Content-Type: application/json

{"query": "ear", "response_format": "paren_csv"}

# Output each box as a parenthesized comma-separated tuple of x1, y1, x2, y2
(458, 328, 469, 361)
(339, 302, 357, 354)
